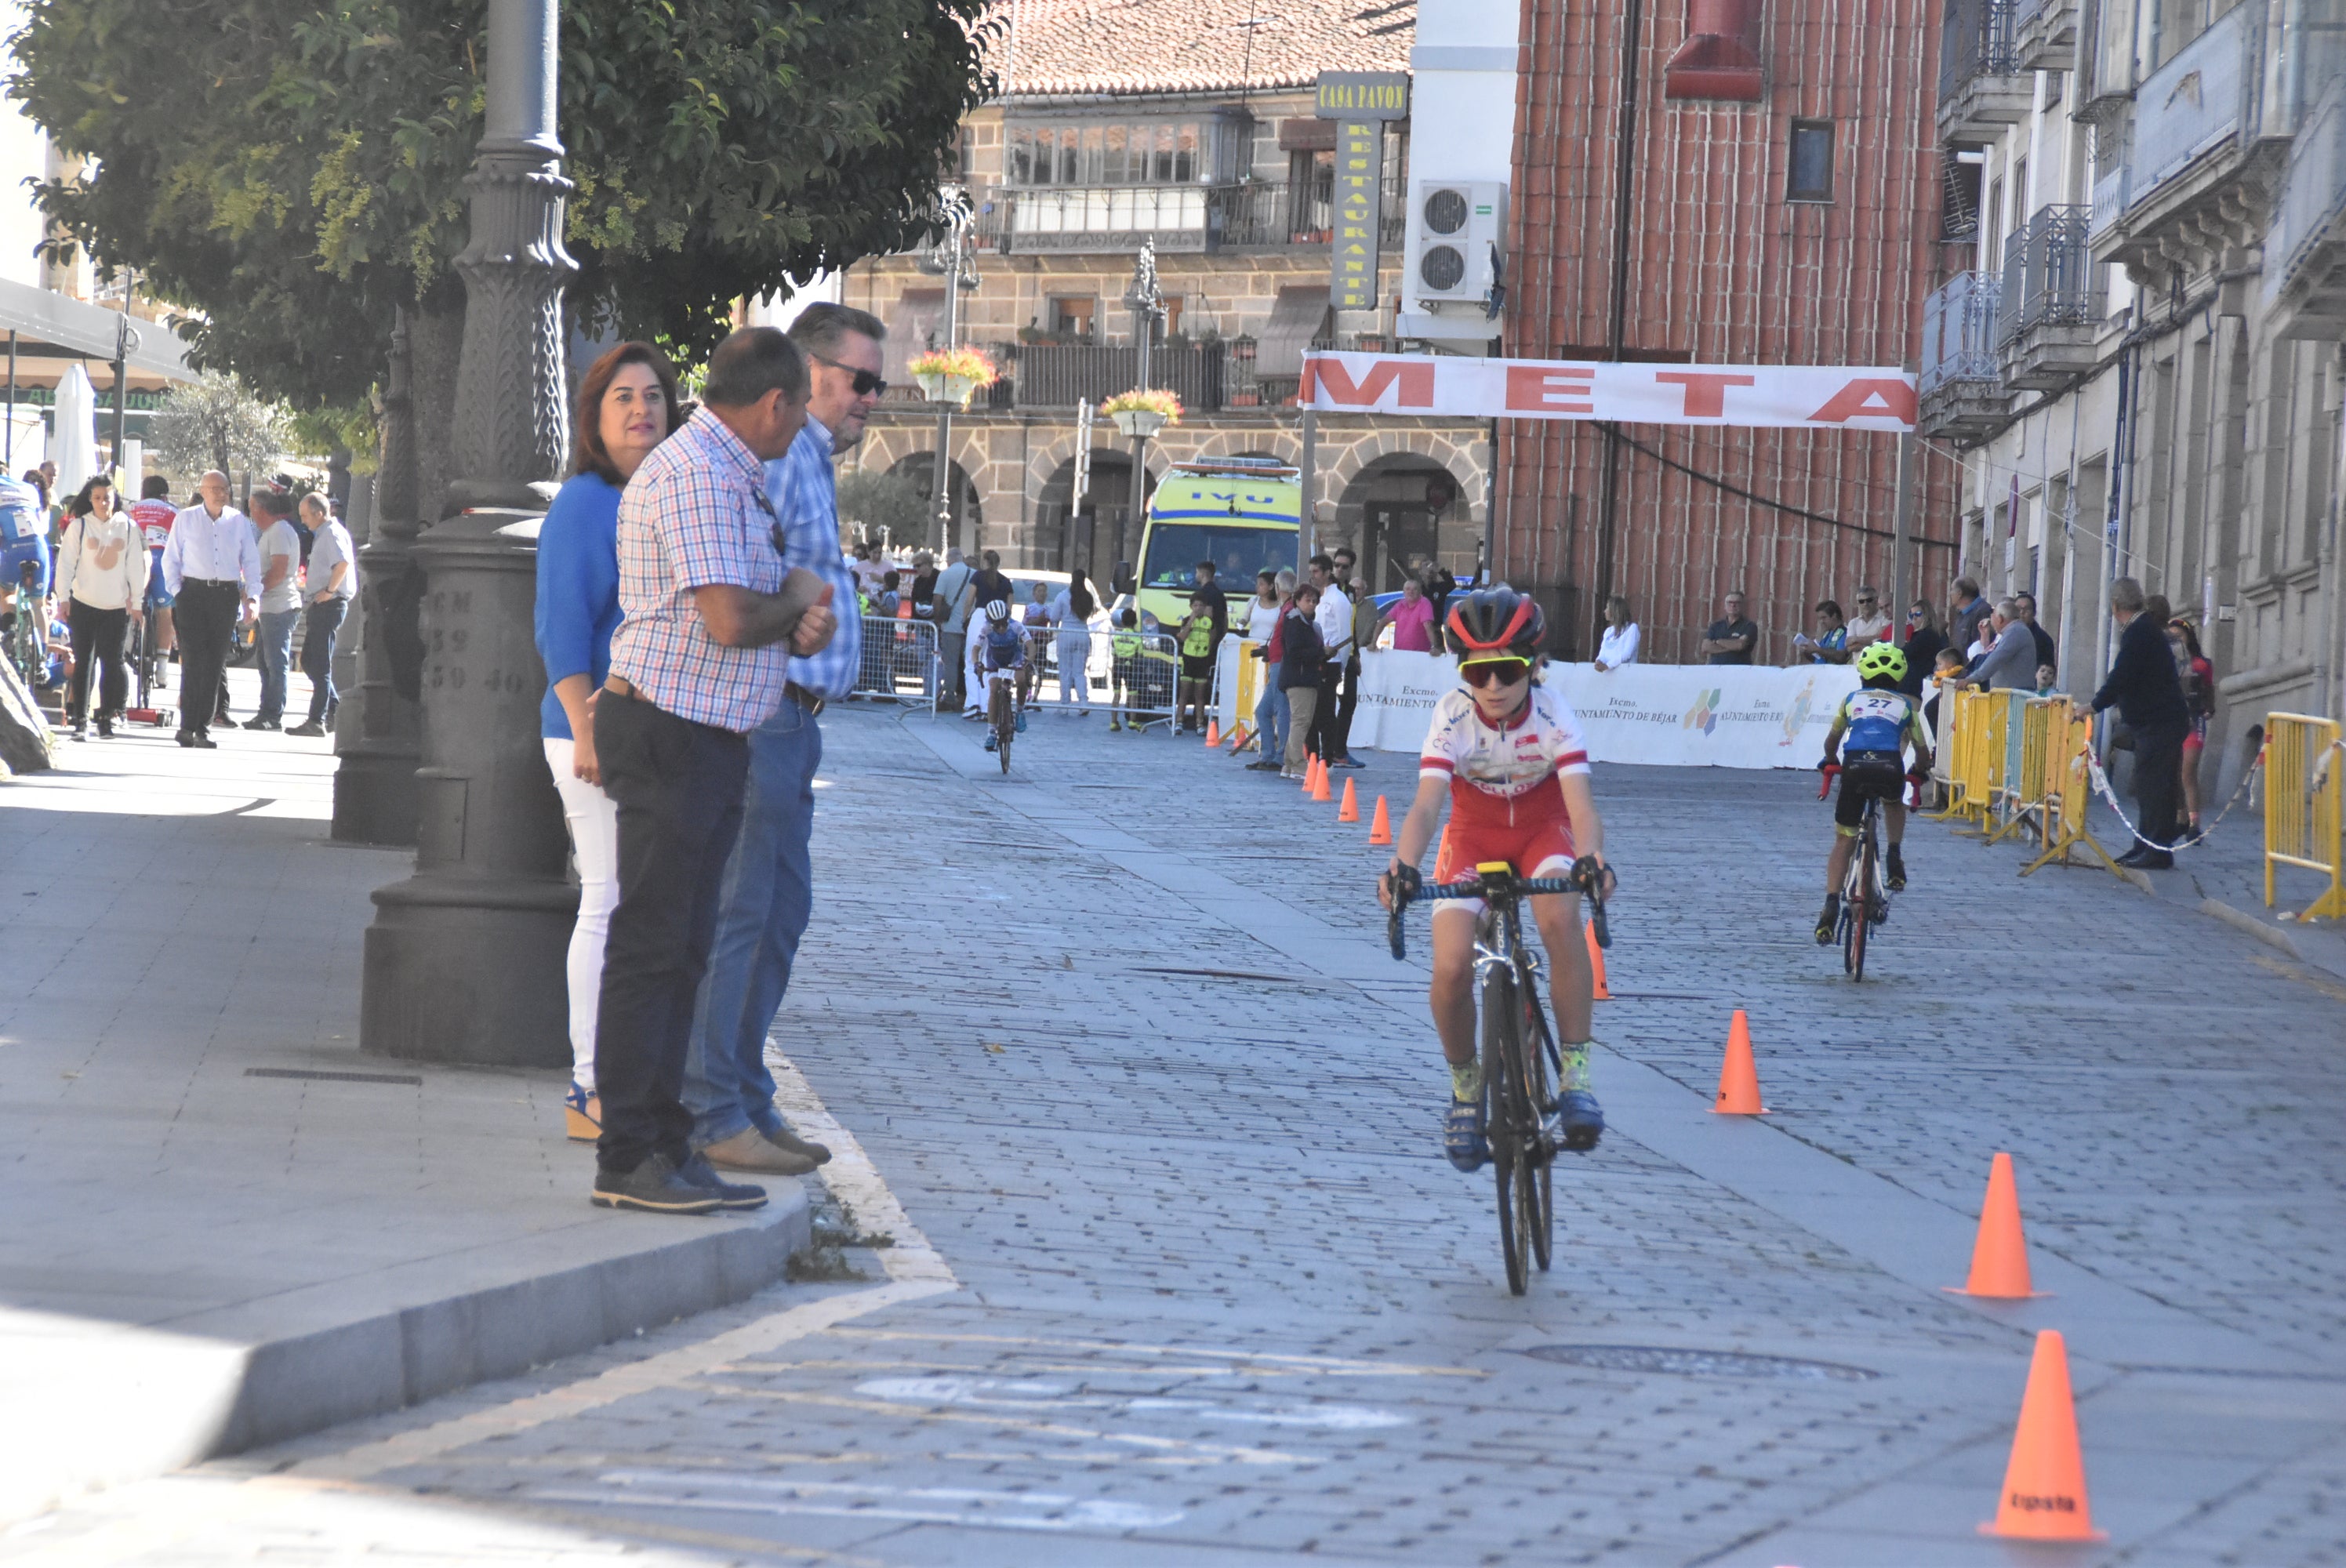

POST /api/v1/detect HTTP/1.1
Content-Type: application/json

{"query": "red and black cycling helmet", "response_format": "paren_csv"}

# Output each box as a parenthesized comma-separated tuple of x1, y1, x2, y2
(1444, 585, 1544, 662)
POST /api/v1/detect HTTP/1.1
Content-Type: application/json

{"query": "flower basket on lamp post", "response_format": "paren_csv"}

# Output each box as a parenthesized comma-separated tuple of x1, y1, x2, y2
(909, 347, 998, 409)
(1102, 387, 1182, 437)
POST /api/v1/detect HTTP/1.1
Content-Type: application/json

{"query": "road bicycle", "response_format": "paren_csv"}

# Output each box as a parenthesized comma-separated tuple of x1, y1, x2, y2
(986, 670, 1017, 774)
(1818, 763, 1916, 982)
(1389, 856, 1612, 1296)
(5, 559, 48, 696)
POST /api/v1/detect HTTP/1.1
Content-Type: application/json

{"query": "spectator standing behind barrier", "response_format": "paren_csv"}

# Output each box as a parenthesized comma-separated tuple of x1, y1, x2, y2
(1174, 593, 1218, 733)
(2084, 576, 2188, 871)
(289, 493, 358, 738)
(1109, 607, 1144, 730)
(1423, 566, 1458, 654)
(2170, 618, 2216, 833)
(1899, 598, 1946, 697)
(1048, 567, 1095, 713)
(1593, 595, 1639, 670)
(1192, 560, 1229, 652)
(1279, 581, 1325, 779)
(243, 490, 303, 730)
(2014, 592, 2056, 677)
(1244, 569, 1284, 764)
(1790, 599, 1848, 665)
(1843, 586, 1890, 655)
(1949, 576, 1991, 665)
(591, 327, 831, 1216)
(1306, 554, 1356, 767)
(1963, 598, 2038, 691)
(1327, 546, 1370, 766)
(931, 546, 972, 711)
(1698, 590, 1757, 663)
(684, 305, 880, 1179)
(1378, 576, 1437, 652)
(159, 470, 260, 750)
(535, 340, 683, 1143)
(55, 474, 144, 740)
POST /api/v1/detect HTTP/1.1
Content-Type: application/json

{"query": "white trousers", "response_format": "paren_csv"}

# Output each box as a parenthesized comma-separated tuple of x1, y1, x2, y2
(543, 736, 620, 1090)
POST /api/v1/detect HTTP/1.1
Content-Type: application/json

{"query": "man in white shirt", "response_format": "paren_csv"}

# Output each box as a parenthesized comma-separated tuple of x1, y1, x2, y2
(1843, 586, 1892, 656)
(1306, 553, 1353, 765)
(159, 470, 261, 749)
(245, 489, 305, 729)
(931, 546, 974, 713)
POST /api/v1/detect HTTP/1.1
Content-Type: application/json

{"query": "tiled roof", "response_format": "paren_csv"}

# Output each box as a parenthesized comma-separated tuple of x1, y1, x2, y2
(993, 0, 1414, 99)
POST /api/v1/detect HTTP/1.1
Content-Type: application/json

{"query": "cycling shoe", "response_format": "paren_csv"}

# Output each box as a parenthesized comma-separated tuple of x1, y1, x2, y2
(982, 732, 997, 752)
(1015, 710, 1028, 733)
(1814, 895, 1839, 945)
(1887, 844, 1907, 891)
(1556, 1090, 1604, 1152)
(1444, 1095, 1489, 1172)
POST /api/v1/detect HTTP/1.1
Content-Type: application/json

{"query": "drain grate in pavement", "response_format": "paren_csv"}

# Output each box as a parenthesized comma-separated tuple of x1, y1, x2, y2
(1521, 1345, 1881, 1381)
(245, 1067, 423, 1087)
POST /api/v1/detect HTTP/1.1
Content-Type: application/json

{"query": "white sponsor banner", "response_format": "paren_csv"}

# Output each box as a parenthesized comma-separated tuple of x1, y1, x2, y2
(1301, 352, 1917, 431)
(1354, 652, 1861, 770)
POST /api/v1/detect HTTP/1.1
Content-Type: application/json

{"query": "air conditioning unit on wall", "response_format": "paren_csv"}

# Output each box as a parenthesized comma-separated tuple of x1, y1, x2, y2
(1407, 180, 1507, 312)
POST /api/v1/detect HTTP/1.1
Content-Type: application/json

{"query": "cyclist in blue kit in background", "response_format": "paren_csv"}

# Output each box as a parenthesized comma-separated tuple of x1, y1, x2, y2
(1816, 641, 1933, 942)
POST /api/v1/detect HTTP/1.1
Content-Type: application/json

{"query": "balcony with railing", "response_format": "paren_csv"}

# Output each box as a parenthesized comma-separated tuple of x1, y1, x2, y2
(957, 179, 1408, 256)
(1918, 271, 2006, 441)
(1937, 0, 2031, 143)
(1998, 206, 2102, 387)
(2010, 0, 2077, 72)
(2267, 71, 2346, 337)
(2095, 2, 2264, 270)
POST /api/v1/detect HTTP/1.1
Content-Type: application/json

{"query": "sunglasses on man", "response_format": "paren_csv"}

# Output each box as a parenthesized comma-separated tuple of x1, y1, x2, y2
(1459, 658, 1530, 688)
(810, 353, 888, 398)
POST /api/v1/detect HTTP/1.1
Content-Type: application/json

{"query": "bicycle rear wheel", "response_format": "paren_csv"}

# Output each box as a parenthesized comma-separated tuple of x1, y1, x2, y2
(1843, 834, 1872, 982)
(1481, 959, 1530, 1296)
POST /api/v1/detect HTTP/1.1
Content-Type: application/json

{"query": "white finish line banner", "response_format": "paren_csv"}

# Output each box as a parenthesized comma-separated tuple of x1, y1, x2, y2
(1353, 652, 1861, 769)
(1302, 352, 1917, 430)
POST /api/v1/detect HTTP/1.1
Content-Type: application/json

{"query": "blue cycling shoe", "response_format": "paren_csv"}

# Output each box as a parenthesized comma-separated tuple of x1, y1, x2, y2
(1444, 1095, 1489, 1171)
(1556, 1090, 1605, 1152)
(982, 732, 997, 752)
(1015, 709, 1028, 733)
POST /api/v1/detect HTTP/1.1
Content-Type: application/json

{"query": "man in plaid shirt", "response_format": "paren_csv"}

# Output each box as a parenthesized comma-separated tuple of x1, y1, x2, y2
(590, 326, 838, 1217)
(683, 303, 884, 1178)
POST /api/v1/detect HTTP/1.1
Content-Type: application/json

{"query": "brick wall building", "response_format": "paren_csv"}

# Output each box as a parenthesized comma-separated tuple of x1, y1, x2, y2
(1495, 0, 1963, 662)
(837, 0, 1493, 593)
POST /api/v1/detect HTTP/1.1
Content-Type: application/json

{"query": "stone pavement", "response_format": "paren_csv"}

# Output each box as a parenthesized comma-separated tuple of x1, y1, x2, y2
(0, 667, 808, 1525)
(3, 697, 2342, 1566)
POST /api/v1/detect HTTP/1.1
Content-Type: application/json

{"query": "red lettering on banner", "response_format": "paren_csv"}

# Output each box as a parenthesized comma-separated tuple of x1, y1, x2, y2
(1654, 371, 1756, 419)
(1305, 358, 1436, 408)
(1504, 364, 1596, 413)
(1807, 377, 1919, 425)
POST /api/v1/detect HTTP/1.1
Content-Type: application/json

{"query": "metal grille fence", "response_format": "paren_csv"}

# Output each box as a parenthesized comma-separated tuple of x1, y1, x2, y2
(852, 615, 939, 706)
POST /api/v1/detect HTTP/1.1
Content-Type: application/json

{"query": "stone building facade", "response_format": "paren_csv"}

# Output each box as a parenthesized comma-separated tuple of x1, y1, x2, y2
(832, 0, 1493, 594)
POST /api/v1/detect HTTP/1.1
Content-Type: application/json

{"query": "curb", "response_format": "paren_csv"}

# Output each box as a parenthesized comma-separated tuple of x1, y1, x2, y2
(2197, 895, 2308, 960)
(3, 1182, 810, 1523)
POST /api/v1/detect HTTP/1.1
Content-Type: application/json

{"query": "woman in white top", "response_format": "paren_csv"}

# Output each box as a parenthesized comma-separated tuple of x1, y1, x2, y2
(1593, 595, 1640, 672)
(1046, 568, 1098, 713)
(56, 475, 147, 739)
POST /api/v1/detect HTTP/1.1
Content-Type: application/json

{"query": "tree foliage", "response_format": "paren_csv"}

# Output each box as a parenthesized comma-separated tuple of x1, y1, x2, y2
(149, 373, 290, 478)
(9, 0, 997, 411)
(836, 467, 930, 546)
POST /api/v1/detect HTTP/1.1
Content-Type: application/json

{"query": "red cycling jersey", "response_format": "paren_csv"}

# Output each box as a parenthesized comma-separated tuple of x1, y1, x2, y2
(1419, 685, 1592, 881)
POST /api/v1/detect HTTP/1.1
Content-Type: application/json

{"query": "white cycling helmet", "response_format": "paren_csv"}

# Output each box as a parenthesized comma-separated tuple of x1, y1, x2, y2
(982, 599, 1011, 622)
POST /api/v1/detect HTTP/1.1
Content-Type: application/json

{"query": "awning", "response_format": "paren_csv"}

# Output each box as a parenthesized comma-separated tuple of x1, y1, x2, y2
(0, 278, 197, 381)
(1257, 285, 1331, 377)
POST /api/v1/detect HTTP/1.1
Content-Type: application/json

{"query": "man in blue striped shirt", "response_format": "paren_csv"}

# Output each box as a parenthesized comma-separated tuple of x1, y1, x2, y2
(684, 303, 884, 1174)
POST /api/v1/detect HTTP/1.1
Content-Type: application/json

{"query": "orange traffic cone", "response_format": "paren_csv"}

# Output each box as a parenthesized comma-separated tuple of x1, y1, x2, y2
(1302, 753, 1320, 793)
(1338, 778, 1360, 822)
(1712, 1010, 1767, 1114)
(1226, 724, 1249, 752)
(1311, 759, 1333, 802)
(1203, 717, 1220, 747)
(1980, 1330, 2105, 1541)
(1945, 1152, 2046, 1299)
(1585, 920, 1611, 1000)
(1367, 794, 1393, 846)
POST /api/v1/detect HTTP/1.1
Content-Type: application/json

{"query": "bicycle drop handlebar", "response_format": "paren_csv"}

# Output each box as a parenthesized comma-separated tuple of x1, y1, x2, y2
(1385, 858, 1612, 961)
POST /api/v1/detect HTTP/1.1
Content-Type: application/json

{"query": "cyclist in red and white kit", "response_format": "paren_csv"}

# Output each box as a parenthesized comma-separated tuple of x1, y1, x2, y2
(128, 474, 179, 664)
(1377, 586, 1613, 1170)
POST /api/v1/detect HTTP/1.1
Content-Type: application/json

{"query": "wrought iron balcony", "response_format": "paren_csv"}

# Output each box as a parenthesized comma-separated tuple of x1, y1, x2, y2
(1937, 0, 2031, 143)
(1999, 206, 2101, 388)
(1918, 270, 2006, 441)
(957, 180, 1408, 257)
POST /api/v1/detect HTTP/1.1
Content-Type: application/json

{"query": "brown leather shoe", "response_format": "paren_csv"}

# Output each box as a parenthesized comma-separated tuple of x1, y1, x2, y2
(762, 1124, 833, 1166)
(701, 1127, 816, 1175)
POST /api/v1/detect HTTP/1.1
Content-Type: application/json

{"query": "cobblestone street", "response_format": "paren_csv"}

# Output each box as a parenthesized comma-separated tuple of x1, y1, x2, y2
(7, 703, 2342, 1567)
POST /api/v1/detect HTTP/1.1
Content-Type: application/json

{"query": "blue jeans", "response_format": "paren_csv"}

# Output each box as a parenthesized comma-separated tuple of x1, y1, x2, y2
(1254, 672, 1286, 758)
(682, 696, 820, 1149)
(255, 607, 300, 720)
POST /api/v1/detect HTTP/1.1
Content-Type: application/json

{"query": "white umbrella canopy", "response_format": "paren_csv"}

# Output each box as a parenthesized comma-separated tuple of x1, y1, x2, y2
(50, 365, 98, 497)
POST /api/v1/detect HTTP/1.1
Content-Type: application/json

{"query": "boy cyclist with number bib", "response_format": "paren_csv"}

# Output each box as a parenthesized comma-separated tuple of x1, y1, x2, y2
(1815, 640, 1932, 942)
(1375, 586, 1614, 1170)
(976, 599, 1028, 752)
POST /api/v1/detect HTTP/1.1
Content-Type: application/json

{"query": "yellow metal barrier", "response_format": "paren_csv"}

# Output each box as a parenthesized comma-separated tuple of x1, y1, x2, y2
(1984, 691, 2041, 843)
(2023, 706, 2126, 877)
(2263, 713, 2346, 920)
(1934, 688, 1997, 827)
(1989, 695, 2061, 847)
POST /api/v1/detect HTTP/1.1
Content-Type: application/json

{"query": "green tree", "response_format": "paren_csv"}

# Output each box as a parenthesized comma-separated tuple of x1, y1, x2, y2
(836, 467, 930, 546)
(11, 0, 993, 512)
(149, 373, 289, 479)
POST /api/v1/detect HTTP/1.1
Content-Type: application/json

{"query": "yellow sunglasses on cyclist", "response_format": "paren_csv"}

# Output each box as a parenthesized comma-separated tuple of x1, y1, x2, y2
(1459, 658, 1531, 688)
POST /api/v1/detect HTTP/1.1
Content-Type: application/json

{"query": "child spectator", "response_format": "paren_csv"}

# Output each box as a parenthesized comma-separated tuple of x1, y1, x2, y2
(1175, 592, 1217, 735)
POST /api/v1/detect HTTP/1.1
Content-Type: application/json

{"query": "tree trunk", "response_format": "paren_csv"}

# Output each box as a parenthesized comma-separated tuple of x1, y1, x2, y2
(407, 279, 467, 526)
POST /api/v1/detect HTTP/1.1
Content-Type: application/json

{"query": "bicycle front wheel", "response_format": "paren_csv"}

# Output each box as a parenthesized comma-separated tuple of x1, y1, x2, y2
(1481, 959, 1531, 1296)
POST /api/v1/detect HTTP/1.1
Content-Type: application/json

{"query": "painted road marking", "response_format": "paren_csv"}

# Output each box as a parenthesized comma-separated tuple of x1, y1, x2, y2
(819, 1327, 1482, 1377)
(534, 1471, 1185, 1534)
(852, 1376, 1411, 1428)
(688, 1385, 1309, 1465)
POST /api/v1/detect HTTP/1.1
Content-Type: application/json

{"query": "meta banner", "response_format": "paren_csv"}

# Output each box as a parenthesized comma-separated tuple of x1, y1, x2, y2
(1300, 351, 1919, 431)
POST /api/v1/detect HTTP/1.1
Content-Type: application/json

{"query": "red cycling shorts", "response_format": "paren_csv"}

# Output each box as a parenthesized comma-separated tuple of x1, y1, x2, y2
(1433, 800, 1577, 887)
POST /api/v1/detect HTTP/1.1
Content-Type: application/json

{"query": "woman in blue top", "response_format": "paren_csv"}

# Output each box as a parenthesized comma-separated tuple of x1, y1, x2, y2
(536, 342, 681, 1140)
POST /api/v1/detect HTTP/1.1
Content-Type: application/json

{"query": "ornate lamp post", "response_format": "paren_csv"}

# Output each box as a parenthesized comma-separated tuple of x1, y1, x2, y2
(1117, 241, 1166, 574)
(916, 187, 979, 554)
(361, 0, 579, 1068)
